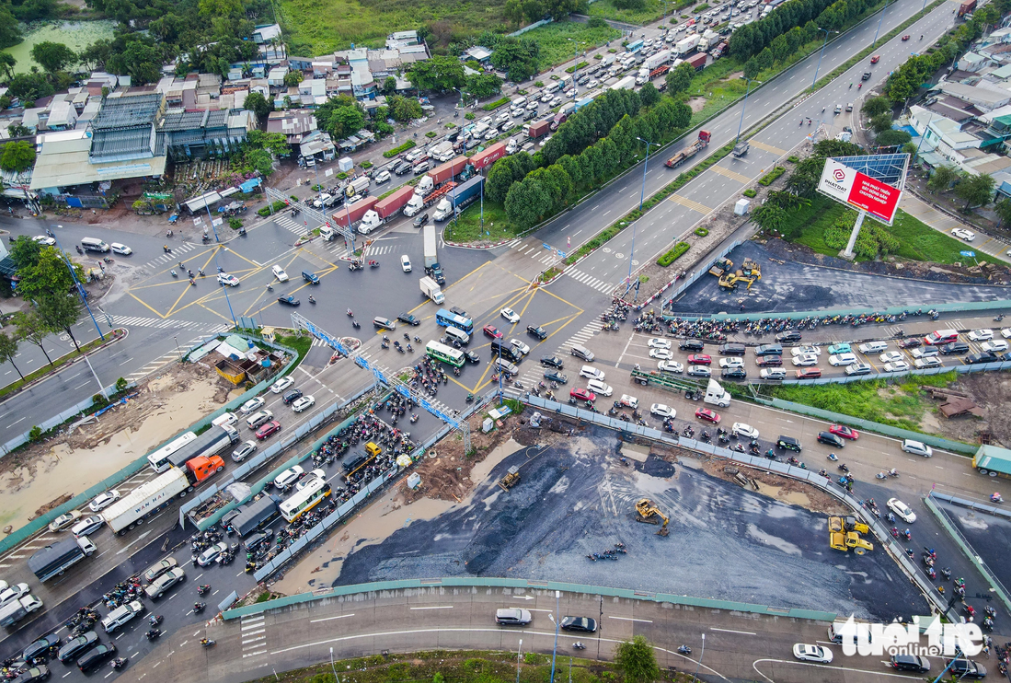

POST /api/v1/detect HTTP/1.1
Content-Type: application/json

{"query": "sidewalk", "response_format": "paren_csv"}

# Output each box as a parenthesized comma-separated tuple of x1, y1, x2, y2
(899, 193, 1011, 263)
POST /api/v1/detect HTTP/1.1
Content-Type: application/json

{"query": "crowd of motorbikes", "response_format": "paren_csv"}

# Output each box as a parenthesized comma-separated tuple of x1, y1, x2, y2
(410, 357, 450, 399)
(586, 542, 627, 562)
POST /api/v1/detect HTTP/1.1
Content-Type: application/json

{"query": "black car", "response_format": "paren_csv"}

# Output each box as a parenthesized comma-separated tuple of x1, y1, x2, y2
(890, 654, 930, 673)
(277, 295, 300, 306)
(397, 313, 420, 326)
(775, 331, 802, 343)
(463, 350, 480, 365)
(720, 367, 747, 380)
(964, 352, 998, 364)
(220, 509, 241, 532)
(449, 306, 468, 318)
(560, 616, 597, 632)
(412, 213, 429, 228)
(523, 109, 539, 121)
(679, 339, 705, 352)
(945, 659, 986, 678)
(898, 338, 923, 349)
(77, 645, 116, 673)
(23, 634, 60, 662)
(940, 341, 969, 355)
(544, 370, 568, 384)
(776, 435, 802, 452)
(283, 389, 303, 405)
(540, 356, 564, 369)
(527, 325, 547, 340)
(861, 71, 871, 80)
(817, 431, 845, 448)
(394, 161, 412, 175)
(11, 666, 49, 683)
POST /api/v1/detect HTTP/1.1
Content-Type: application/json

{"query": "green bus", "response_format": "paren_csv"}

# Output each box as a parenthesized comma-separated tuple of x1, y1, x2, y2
(426, 340, 465, 368)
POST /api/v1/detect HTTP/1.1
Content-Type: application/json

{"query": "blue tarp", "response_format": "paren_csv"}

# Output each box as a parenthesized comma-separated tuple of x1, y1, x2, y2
(240, 178, 263, 193)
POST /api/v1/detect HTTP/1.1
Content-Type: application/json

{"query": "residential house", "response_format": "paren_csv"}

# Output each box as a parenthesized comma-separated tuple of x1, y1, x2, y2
(266, 109, 317, 145)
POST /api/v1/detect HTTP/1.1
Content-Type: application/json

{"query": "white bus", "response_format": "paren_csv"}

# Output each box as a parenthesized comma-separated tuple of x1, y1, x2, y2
(147, 432, 198, 473)
(280, 477, 331, 523)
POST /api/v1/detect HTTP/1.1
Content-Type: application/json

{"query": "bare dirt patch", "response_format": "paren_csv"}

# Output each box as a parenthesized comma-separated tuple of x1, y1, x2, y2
(688, 97, 706, 113)
(699, 455, 849, 516)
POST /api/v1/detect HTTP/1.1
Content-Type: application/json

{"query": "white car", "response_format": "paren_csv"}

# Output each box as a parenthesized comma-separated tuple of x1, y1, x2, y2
(239, 396, 265, 415)
(731, 423, 759, 439)
(496, 112, 511, 124)
(790, 346, 821, 356)
(910, 347, 938, 359)
(273, 465, 304, 490)
(914, 357, 942, 369)
(792, 644, 833, 664)
(500, 308, 520, 324)
(967, 329, 993, 341)
(400, 255, 412, 273)
(0, 583, 29, 607)
(541, 92, 554, 103)
(510, 339, 530, 356)
(760, 368, 787, 380)
(89, 490, 121, 513)
(878, 351, 904, 364)
(526, 101, 539, 111)
(374, 170, 391, 184)
(828, 353, 857, 366)
(981, 340, 1008, 353)
(647, 338, 671, 350)
(858, 341, 888, 354)
(883, 361, 911, 372)
(32, 235, 56, 246)
(649, 348, 674, 360)
(484, 128, 498, 141)
(217, 273, 240, 287)
(196, 541, 229, 567)
(1002, 328, 1011, 339)
(271, 264, 289, 282)
(110, 243, 132, 255)
(312, 193, 333, 209)
(887, 498, 916, 523)
(579, 366, 605, 380)
(950, 228, 975, 241)
(586, 379, 612, 396)
(586, 79, 599, 89)
(650, 403, 676, 418)
(270, 376, 295, 393)
(657, 360, 683, 373)
(718, 357, 743, 368)
(791, 354, 818, 367)
(292, 395, 315, 413)
(901, 439, 933, 457)
(296, 469, 326, 491)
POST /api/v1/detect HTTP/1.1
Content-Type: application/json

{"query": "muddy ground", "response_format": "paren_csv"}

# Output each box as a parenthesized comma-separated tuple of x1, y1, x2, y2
(0, 361, 228, 532)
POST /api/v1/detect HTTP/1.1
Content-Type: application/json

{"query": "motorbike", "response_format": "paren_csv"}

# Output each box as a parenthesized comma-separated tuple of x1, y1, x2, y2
(891, 527, 900, 538)
(266, 284, 273, 292)
(410, 414, 418, 423)
(902, 529, 912, 541)
(197, 584, 211, 596)
(201, 639, 216, 648)
(148, 615, 163, 627)
(991, 492, 1004, 503)
(876, 472, 886, 480)
(466, 394, 474, 403)
(352, 321, 361, 329)
(146, 629, 161, 641)
(837, 463, 849, 472)
(111, 658, 128, 671)
(308, 295, 316, 304)
(888, 468, 898, 477)
(826, 453, 838, 461)
(347, 309, 354, 317)
(368, 260, 380, 268)
(572, 642, 586, 651)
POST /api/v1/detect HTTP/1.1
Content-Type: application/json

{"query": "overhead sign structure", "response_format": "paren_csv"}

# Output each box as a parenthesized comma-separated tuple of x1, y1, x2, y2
(818, 158, 902, 226)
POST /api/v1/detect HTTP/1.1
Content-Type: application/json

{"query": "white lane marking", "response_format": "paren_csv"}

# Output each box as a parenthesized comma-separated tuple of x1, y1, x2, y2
(710, 627, 756, 635)
(608, 616, 653, 623)
(309, 613, 356, 623)
(409, 606, 453, 610)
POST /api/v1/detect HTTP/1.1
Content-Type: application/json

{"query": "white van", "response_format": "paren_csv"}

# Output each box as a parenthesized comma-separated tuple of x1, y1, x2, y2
(445, 326, 470, 345)
(586, 379, 613, 396)
(212, 412, 237, 429)
(81, 237, 110, 253)
(102, 600, 143, 633)
(511, 96, 527, 108)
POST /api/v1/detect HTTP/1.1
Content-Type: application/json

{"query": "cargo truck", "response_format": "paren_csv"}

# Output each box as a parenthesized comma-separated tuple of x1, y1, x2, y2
(231, 495, 281, 537)
(958, 0, 975, 15)
(732, 140, 750, 157)
(665, 130, 711, 168)
(429, 141, 455, 163)
(423, 224, 438, 268)
(642, 50, 672, 72)
(675, 34, 700, 56)
(419, 276, 445, 305)
(345, 177, 370, 198)
(528, 120, 551, 140)
(550, 103, 576, 130)
(432, 176, 484, 222)
(426, 156, 469, 188)
(404, 181, 457, 217)
(104, 458, 222, 535)
(470, 142, 506, 171)
(0, 595, 43, 627)
(700, 30, 721, 50)
(600, 54, 616, 68)
(704, 379, 731, 408)
(166, 425, 238, 470)
(29, 536, 96, 582)
(686, 53, 707, 71)
(358, 186, 415, 234)
(610, 76, 636, 91)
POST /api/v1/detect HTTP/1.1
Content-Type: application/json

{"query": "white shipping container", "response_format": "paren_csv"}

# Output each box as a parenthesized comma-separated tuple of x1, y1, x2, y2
(103, 469, 189, 534)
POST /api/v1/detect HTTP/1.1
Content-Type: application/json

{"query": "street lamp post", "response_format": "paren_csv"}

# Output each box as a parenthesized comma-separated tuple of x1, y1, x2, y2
(516, 639, 523, 683)
(626, 136, 658, 295)
(872, 0, 891, 48)
(691, 634, 705, 682)
(330, 647, 338, 682)
(811, 28, 838, 91)
(549, 591, 561, 683)
(733, 77, 760, 150)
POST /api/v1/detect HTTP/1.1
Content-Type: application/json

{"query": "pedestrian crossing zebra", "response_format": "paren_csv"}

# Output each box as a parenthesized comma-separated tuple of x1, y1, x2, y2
(564, 267, 615, 294)
(143, 242, 199, 269)
(274, 214, 309, 236)
(110, 315, 230, 333)
(557, 320, 604, 351)
(363, 244, 394, 256)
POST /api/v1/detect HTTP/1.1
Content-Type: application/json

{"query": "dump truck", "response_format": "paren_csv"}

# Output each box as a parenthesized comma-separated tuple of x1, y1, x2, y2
(28, 536, 96, 582)
(470, 141, 507, 171)
(665, 130, 711, 168)
(358, 186, 415, 234)
(433, 176, 484, 222)
(419, 276, 444, 305)
(333, 196, 378, 228)
(732, 140, 750, 158)
(423, 224, 438, 268)
(528, 120, 551, 140)
(634, 498, 669, 536)
(498, 465, 520, 492)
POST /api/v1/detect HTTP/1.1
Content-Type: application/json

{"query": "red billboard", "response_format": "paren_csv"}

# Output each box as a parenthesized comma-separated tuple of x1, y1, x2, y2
(846, 171, 902, 225)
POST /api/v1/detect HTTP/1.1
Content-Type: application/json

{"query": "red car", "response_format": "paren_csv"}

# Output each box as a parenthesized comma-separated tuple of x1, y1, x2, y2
(756, 355, 783, 367)
(901, 34, 910, 41)
(870, 54, 880, 64)
(687, 354, 712, 365)
(570, 387, 596, 402)
(483, 325, 503, 339)
(829, 424, 860, 440)
(256, 420, 281, 440)
(694, 408, 721, 424)
(795, 368, 822, 379)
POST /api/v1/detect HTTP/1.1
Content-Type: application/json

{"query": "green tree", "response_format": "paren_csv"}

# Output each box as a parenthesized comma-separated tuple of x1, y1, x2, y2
(615, 635, 659, 683)
(868, 112, 892, 134)
(490, 37, 540, 82)
(954, 173, 995, 211)
(861, 96, 890, 118)
(7, 123, 31, 138)
(743, 56, 761, 80)
(0, 5, 21, 50)
(7, 71, 54, 101)
(9, 235, 43, 271)
(244, 91, 270, 120)
(587, 16, 608, 28)
(504, 175, 552, 228)
(407, 55, 465, 91)
(0, 140, 35, 172)
(389, 95, 423, 123)
(0, 331, 23, 381)
(638, 82, 660, 108)
(752, 202, 788, 233)
(927, 165, 959, 194)
(665, 61, 694, 95)
(504, 0, 525, 26)
(381, 76, 397, 96)
(36, 292, 83, 352)
(31, 41, 76, 74)
(283, 70, 303, 87)
(0, 53, 16, 81)
(465, 73, 503, 100)
(487, 153, 535, 203)
(995, 197, 1011, 233)
(13, 310, 53, 366)
(16, 247, 81, 300)
(875, 129, 910, 147)
(316, 96, 366, 139)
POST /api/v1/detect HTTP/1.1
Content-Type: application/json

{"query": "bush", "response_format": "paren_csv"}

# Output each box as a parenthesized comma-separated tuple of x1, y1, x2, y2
(115, 377, 129, 392)
(693, 3, 709, 10)
(482, 97, 510, 111)
(257, 200, 290, 217)
(694, 227, 708, 237)
(743, 188, 757, 198)
(787, 155, 799, 163)
(228, 217, 243, 230)
(425, 131, 437, 138)
(383, 140, 416, 158)
(465, 112, 475, 120)
(657, 242, 690, 266)
(594, 53, 603, 59)
(758, 166, 786, 186)
(360, 161, 372, 169)
(566, 61, 589, 73)
(337, 172, 348, 180)
(28, 425, 43, 443)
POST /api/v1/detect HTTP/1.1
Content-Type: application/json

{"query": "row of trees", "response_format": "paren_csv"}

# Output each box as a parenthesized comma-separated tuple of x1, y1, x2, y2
(502, 0, 584, 28)
(927, 164, 1004, 214)
(0, 0, 68, 50)
(495, 88, 692, 229)
(407, 56, 504, 99)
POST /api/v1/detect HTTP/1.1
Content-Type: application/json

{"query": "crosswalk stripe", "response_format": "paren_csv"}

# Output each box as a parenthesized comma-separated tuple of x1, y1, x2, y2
(668, 193, 711, 214)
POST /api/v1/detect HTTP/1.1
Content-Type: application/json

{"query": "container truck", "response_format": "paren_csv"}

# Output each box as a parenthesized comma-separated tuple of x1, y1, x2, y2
(231, 495, 281, 537)
(675, 35, 700, 56)
(550, 103, 576, 130)
(28, 536, 96, 583)
(528, 120, 551, 140)
(419, 276, 445, 305)
(665, 130, 711, 168)
(700, 30, 720, 50)
(610, 76, 637, 91)
(649, 64, 671, 80)
(686, 53, 707, 71)
(426, 156, 469, 188)
(0, 595, 43, 627)
(358, 186, 415, 234)
(423, 224, 438, 267)
(405, 181, 457, 217)
(643, 50, 672, 72)
(333, 196, 378, 228)
(600, 54, 616, 68)
(166, 425, 238, 470)
(103, 459, 221, 535)
(432, 176, 484, 222)
(414, 176, 433, 196)
(704, 379, 731, 407)
(957, 0, 975, 15)
(470, 142, 506, 171)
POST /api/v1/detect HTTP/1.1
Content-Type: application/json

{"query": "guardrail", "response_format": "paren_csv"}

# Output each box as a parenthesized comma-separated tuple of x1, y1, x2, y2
(696, 299, 1011, 321)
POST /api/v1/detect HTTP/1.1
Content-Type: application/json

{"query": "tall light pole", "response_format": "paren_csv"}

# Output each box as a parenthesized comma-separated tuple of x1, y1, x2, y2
(733, 77, 760, 149)
(872, 0, 891, 48)
(330, 647, 339, 683)
(811, 28, 838, 91)
(516, 639, 523, 683)
(626, 137, 657, 295)
(691, 633, 705, 682)
(549, 591, 560, 683)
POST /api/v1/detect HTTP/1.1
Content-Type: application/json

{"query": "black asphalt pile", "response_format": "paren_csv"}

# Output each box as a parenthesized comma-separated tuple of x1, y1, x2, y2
(673, 242, 1008, 315)
(335, 426, 926, 622)
(937, 500, 1010, 597)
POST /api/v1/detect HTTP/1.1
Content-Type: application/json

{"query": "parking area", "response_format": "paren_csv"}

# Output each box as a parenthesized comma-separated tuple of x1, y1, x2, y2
(333, 426, 926, 622)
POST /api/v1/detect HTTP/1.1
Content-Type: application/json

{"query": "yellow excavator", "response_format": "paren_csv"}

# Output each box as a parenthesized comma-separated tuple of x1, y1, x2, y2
(740, 258, 762, 279)
(634, 498, 670, 536)
(718, 271, 757, 291)
(498, 465, 520, 492)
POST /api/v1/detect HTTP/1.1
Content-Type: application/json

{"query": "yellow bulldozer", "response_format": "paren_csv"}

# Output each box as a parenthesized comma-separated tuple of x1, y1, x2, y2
(498, 466, 520, 492)
(740, 258, 762, 279)
(634, 498, 670, 536)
